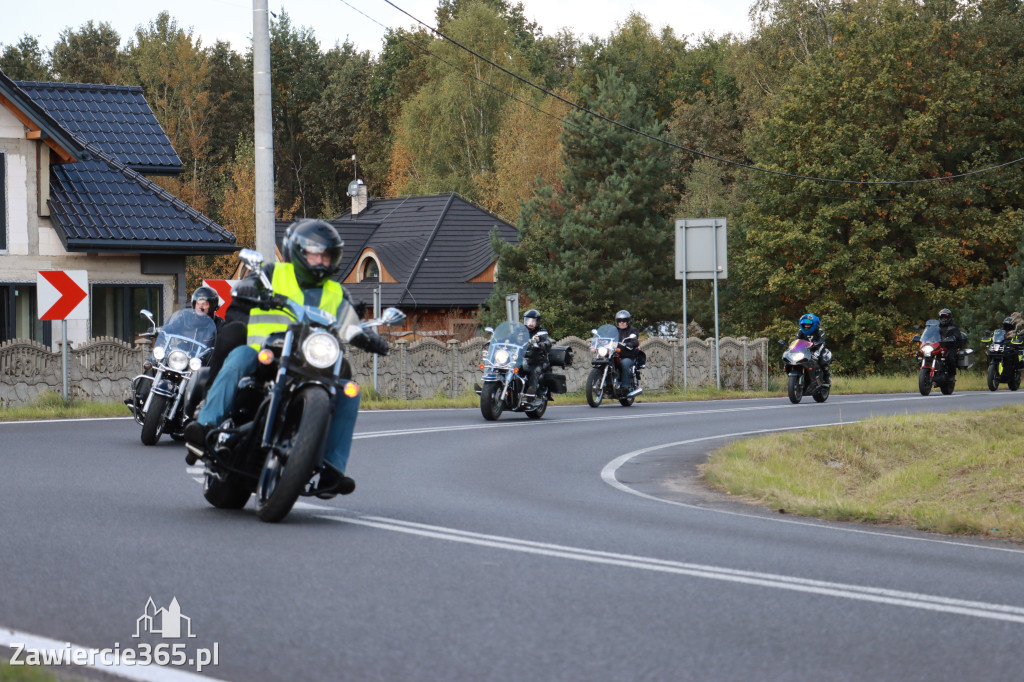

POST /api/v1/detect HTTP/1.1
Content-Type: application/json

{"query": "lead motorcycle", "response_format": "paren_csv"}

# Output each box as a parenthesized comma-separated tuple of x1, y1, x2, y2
(128, 308, 216, 445)
(781, 338, 830, 404)
(585, 323, 645, 407)
(913, 319, 972, 396)
(477, 321, 572, 420)
(981, 328, 1023, 391)
(185, 249, 405, 523)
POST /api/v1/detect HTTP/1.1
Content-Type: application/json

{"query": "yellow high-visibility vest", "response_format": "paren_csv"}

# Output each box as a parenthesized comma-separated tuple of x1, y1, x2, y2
(247, 263, 344, 349)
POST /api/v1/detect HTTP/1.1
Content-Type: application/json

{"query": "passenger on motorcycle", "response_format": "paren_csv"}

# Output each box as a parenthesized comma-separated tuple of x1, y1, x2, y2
(797, 313, 831, 385)
(522, 309, 551, 406)
(613, 309, 640, 392)
(184, 219, 389, 497)
(937, 308, 965, 374)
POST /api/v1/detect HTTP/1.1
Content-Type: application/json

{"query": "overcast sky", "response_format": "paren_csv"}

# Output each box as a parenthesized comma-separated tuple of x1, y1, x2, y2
(1, 0, 756, 57)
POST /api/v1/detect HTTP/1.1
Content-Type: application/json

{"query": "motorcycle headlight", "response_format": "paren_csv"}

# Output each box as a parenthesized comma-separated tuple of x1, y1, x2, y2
(153, 346, 166, 360)
(922, 345, 933, 357)
(167, 350, 189, 371)
(189, 357, 203, 371)
(597, 346, 610, 358)
(302, 332, 340, 369)
(494, 348, 510, 365)
(992, 344, 1002, 352)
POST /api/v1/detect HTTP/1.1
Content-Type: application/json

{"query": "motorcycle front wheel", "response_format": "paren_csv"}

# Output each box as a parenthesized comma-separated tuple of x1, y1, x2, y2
(787, 374, 803, 404)
(987, 363, 1000, 391)
(256, 387, 330, 523)
(585, 368, 605, 408)
(918, 367, 933, 396)
(140, 394, 168, 445)
(480, 382, 504, 421)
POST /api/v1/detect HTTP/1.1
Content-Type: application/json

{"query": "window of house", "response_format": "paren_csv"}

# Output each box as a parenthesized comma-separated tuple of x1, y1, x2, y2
(0, 284, 51, 345)
(361, 257, 380, 282)
(1, 152, 7, 251)
(91, 285, 162, 344)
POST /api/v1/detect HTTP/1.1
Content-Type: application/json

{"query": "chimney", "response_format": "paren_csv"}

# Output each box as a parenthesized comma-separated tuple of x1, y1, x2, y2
(351, 179, 368, 215)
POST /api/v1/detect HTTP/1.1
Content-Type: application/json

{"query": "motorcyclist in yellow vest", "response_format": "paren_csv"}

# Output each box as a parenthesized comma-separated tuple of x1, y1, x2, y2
(184, 219, 389, 496)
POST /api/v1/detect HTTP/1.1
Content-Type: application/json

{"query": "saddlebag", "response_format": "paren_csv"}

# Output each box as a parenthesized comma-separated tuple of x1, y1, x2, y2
(956, 348, 974, 369)
(548, 345, 574, 368)
(542, 372, 568, 394)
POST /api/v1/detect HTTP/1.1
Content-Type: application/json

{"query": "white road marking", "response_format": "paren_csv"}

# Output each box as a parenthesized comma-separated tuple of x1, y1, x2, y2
(319, 513, 1024, 624)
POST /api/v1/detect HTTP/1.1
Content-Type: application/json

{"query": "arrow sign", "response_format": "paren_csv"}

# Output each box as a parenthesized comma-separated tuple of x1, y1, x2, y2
(202, 279, 239, 320)
(37, 270, 89, 321)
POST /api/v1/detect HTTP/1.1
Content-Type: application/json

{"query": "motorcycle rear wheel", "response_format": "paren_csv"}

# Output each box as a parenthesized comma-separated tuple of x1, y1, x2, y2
(918, 367, 933, 396)
(140, 393, 168, 445)
(619, 394, 635, 407)
(787, 374, 803, 404)
(940, 380, 955, 395)
(1010, 371, 1021, 392)
(256, 387, 330, 523)
(526, 399, 547, 419)
(813, 382, 830, 402)
(585, 368, 605, 408)
(480, 383, 504, 421)
(987, 363, 999, 391)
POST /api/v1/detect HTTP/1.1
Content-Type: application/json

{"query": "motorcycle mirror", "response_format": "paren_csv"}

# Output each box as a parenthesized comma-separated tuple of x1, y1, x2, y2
(912, 324, 921, 330)
(380, 307, 406, 327)
(591, 329, 598, 335)
(912, 335, 922, 342)
(484, 327, 494, 335)
(239, 248, 264, 270)
(777, 340, 787, 346)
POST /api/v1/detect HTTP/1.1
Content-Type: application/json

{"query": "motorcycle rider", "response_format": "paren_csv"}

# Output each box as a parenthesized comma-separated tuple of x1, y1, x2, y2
(522, 308, 551, 406)
(191, 285, 222, 328)
(184, 219, 389, 497)
(613, 309, 640, 393)
(797, 313, 831, 385)
(937, 308, 964, 376)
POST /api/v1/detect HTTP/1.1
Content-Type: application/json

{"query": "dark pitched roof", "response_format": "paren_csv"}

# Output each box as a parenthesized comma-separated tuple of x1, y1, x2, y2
(15, 80, 183, 173)
(49, 146, 236, 254)
(0, 70, 88, 163)
(333, 193, 519, 309)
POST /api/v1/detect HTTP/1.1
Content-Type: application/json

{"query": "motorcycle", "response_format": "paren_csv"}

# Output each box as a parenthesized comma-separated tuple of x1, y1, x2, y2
(477, 321, 572, 420)
(128, 308, 216, 445)
(981, 328, 1023, 391)
(185, 248, 406, 523)
(585, 323, 646, 407)
(913, 319, 972, 396)
(781, 338, 831, 404)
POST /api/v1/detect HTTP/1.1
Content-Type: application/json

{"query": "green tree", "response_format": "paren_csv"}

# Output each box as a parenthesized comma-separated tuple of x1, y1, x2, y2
(0, 35, 53, 81)
(488, 66, 676, 335)
(51, 21, 122, 84)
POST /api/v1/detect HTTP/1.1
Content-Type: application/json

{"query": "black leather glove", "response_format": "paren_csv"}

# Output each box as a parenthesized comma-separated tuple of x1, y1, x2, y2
(232, 282, 260, 301)
(352, 331, 389, 356)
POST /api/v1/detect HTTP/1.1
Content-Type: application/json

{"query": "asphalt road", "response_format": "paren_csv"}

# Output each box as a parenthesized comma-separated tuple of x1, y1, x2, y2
(3, 390, 1024, 681)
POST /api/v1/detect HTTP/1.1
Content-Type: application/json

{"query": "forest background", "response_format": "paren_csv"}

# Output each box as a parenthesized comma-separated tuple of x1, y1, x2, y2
(2, 0, 1023, 374)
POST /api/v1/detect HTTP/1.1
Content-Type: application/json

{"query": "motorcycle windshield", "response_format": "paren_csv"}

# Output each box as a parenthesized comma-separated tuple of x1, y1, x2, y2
(485, 321, 530, 370)
(919, 320, 942, 344)
(992, 329, 1006, 343)
(788, 339, 813, 352)
(155, 309, 217, 357)
(592, 323, 619, 356)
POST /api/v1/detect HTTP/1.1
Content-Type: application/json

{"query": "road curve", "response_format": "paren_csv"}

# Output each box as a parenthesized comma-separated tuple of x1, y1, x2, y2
(2, 390, 1024, 681)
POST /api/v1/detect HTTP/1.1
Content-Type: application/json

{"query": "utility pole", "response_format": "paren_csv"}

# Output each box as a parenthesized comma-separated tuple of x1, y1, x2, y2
(253, 0, 276, 263)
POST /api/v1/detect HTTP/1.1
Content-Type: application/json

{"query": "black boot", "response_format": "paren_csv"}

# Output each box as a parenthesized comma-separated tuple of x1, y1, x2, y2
(184, 421, 211, 465)
(314, 467, 356, 499)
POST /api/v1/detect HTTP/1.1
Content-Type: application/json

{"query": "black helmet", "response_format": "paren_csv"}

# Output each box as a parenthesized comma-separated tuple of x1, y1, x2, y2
(938, 308, 953, 324)
(191, 285, 220, 316)
(615, 309, 631, 326)
(283, 219, 344, 286)
(1003, 316, 1015, 332)
(523, 309, 541, 330)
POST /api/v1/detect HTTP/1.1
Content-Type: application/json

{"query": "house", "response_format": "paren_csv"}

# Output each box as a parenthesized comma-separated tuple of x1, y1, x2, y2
(0, 69, 235, 348)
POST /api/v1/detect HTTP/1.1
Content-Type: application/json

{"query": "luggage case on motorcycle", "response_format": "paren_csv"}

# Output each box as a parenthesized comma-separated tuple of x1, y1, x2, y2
(957, 348, 974, 369)
(542, 372, 568, 394)
(548, 345, 574, 368)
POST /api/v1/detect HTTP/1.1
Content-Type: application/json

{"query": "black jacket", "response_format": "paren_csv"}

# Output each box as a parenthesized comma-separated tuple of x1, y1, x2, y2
(939, 321, 964, 349)
(617, 325, 640, 358)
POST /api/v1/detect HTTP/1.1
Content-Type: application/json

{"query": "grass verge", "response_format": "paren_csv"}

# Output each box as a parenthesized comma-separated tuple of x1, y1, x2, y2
(701, 404, 1024, 542)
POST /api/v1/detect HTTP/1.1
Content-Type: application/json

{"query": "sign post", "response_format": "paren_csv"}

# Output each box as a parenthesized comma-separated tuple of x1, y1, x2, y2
(37, 270, 89, 402)
(675, 219, 728, 390)
(505, 294, 520, 324)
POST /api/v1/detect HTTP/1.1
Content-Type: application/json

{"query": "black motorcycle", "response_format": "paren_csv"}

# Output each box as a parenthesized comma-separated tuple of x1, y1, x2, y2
(477, 321, 572, 420)
(781, 338, 830, 404)
(913, 320, 972, 396)
(585, 323, 645, 407)
(128, 308, 216, 445)
(185, 249, 405, 523)
(981, 328, 1023, 391)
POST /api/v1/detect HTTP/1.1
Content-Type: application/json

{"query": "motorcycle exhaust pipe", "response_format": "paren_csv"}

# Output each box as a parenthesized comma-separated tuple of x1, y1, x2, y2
(626, 387, 643, 398)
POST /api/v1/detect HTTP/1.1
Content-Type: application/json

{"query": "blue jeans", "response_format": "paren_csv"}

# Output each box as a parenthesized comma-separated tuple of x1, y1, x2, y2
(619, 358, 635, 390)
(197, 345, 361, 473)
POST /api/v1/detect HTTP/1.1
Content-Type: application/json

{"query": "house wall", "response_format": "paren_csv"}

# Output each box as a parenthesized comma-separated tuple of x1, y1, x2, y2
(0, 105, 176, 349)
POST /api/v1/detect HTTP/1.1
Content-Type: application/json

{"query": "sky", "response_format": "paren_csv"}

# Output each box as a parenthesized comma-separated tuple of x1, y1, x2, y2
(0, 0, 756, 57)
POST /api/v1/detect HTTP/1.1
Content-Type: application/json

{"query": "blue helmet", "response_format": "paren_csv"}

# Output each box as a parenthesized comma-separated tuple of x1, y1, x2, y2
(799, 314, 819, 335)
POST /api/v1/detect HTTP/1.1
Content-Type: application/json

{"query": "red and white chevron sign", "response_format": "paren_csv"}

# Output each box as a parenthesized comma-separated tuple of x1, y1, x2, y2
(202, 279, 240, 319)
(37, 270, 89, 321)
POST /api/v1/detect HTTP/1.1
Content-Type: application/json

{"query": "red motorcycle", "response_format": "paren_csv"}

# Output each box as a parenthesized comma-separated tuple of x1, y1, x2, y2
(913, 320, 971, 395)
